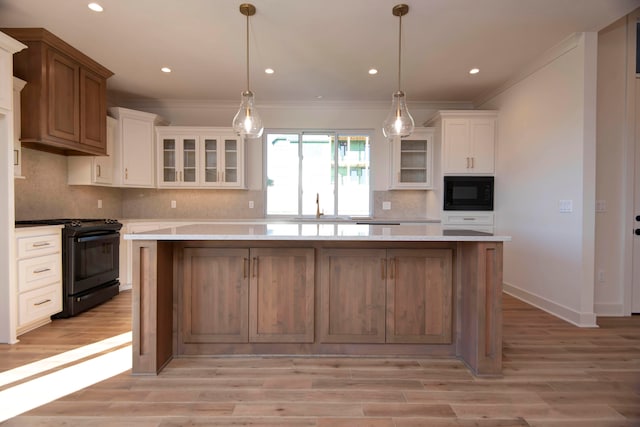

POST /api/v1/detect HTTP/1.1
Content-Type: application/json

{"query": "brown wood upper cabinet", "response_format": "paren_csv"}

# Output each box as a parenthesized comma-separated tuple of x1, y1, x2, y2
(2, 28, 113, 155)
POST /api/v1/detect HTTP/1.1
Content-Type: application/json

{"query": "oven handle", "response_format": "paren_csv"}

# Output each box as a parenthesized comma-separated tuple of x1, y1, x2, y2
(75, 232, 120, 243)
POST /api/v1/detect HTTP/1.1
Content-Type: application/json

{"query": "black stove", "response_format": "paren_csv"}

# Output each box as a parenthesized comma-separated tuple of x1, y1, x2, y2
(15, 218, 123, 317)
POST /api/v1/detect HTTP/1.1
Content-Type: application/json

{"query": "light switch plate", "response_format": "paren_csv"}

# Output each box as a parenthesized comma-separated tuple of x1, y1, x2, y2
(171, 200, 177, 209)
(559, 199, 573, 213)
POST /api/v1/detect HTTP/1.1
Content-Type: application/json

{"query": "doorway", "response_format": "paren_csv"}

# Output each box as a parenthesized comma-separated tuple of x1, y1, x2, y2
(633, 79, 640, 313)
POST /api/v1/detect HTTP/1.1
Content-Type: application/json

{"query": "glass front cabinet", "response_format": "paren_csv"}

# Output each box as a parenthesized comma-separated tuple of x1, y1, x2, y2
(156, 127, 245, 189)
(389, 128, 434, 189)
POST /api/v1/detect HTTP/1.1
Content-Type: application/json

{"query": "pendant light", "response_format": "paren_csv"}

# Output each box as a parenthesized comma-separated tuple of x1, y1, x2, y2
(232, 3, 264, 138)
(382, 4, 414, 138)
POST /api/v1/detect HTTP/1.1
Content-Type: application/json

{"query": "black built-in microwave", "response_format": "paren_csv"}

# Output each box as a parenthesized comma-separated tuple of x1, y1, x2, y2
(443, 176, 494, 211)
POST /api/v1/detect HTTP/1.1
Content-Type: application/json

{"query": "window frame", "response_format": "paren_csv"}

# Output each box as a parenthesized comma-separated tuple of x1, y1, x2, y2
(262, 128, 374, 219)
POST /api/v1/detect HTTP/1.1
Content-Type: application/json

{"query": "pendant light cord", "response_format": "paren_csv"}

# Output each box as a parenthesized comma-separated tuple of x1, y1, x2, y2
(246, 12, 250, 92)
(397, 12, 402, 92)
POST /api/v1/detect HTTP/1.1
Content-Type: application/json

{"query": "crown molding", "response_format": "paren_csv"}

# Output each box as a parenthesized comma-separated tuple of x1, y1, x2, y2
(108, 95, 473, 112)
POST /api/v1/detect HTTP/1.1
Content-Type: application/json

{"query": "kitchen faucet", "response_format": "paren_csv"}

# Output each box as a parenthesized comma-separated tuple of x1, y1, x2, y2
(316, 193, 324, 218)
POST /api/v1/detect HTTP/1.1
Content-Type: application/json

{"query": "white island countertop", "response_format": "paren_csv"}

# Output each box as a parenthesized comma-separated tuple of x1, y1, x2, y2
(124, 222, 511, 242)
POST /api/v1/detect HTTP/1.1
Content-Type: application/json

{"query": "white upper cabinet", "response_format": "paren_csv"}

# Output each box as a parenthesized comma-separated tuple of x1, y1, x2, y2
(13, 77, 26, 178)
(156, 127, 245, 189)
(67, 116, 115, 186)
(389, 128, 434, 189)
(428, 111, 497, 175)
(109, 107, 167, 188)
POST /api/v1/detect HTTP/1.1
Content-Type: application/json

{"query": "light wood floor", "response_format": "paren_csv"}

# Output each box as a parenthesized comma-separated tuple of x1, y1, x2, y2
(1, 290, 639, 426)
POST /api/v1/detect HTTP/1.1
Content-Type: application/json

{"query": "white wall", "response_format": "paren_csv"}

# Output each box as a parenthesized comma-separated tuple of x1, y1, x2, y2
(480, 33, 598, 327)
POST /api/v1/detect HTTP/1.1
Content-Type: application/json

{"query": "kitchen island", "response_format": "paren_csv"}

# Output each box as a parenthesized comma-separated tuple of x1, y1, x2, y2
(125, 222, 510, 377)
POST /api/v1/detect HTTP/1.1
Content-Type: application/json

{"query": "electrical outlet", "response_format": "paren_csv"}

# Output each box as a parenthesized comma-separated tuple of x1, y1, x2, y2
(171, 200, 177, 209)
(97, 199, 102, 209)
(596, 200, 606, 213)
(249, 200, 254, 209)
(382, 201, 391, 210)
(597, 269, 605, 283)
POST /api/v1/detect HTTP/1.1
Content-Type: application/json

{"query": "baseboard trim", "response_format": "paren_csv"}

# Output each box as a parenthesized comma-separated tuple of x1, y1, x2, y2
(594, 303, 625, 317)
(503, 282, 598, 328)
(119, 282, 132, 291)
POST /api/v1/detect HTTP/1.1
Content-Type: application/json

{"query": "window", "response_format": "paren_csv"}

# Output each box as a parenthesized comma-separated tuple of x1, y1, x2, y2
(265, 131, 371, 217)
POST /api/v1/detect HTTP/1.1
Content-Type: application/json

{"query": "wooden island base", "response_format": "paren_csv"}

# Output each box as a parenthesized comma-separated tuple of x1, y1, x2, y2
(131, 239, 503, 377)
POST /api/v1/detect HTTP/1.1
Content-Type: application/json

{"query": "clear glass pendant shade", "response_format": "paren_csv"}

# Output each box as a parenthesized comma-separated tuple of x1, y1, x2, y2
(232, 90, 264, 138)
(382, 91, 414, 138)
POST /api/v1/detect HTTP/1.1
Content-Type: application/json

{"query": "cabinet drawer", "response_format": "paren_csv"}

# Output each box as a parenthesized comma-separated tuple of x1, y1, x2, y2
(18, 282, 62, 327)
(18, 253, 62, 293)
(442, 212, 494, 226)
(17, 233, 61, 258)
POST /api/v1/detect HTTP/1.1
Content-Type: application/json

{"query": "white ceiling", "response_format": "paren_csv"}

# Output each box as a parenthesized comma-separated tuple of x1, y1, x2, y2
(0, 0, 638, 104)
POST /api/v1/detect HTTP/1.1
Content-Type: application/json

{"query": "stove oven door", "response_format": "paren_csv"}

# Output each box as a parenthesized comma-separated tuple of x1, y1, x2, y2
(69, 232, 120, 296)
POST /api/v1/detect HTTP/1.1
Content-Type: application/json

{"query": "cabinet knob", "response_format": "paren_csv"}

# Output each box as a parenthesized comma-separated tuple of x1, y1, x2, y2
(635, 229, 640, 236)
(636, 215, 640, 222)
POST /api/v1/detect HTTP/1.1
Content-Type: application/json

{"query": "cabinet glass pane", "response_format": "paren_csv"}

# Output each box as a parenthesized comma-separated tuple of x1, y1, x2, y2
(164, 168, 176, 182)
(183, 137, 196, 180)
(225, 151, 237, 168)
(225, 169, 237, 183)
(400, 152, 426, 168)
(205, 138, 218, 182)
(163, 139, 176, 182)
(400, 169, 427, 183)
(184, 168, 197, 182)
(401, 140, 427, 151)
(225, 139, 237, 151)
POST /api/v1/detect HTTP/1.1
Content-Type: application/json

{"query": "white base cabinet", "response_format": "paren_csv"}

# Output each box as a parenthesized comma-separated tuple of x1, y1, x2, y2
(15, 225, 63, 336)
(427, 110, 497, 175)
(441, 211, 494, 233)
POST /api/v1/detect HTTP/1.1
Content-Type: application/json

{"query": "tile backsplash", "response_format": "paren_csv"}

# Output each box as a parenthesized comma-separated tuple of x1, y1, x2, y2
(16, 148, 433, 221)
(121, 189, 264, 219)
(15, 148, 122, 220)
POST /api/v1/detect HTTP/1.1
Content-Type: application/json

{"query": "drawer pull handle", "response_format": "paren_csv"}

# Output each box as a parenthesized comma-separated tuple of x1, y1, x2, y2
(32, 242, 51, 248)
(33, 267, 51, 274)
(462, 218, 476, 221)
(34, 299, 51, 306)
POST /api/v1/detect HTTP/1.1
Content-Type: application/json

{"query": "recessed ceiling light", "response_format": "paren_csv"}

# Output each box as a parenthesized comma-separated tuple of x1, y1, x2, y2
(265, 68, 275, 74)
(161, 67, 172, 73)
(88, 3, 103, 12)
(469, 68, 480, 75)
(316, 95, 323, 100)
(368, 68, 378, 75)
